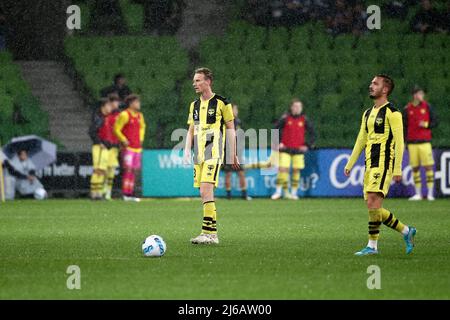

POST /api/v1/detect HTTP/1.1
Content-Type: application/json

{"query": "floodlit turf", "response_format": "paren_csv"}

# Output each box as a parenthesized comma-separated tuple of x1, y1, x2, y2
(0, 198, 449, 299)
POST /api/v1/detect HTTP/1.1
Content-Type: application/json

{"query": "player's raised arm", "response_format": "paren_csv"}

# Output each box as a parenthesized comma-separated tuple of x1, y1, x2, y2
(389, 110, 404, 179)
(345, 110, 368, 174)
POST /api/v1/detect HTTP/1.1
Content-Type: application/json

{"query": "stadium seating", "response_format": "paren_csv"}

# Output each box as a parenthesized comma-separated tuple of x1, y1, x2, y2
(64, 17, 449, 148)
(191, 20, 450, 147)
(64, 35, 189, 148)
(0, 51, 49, 144)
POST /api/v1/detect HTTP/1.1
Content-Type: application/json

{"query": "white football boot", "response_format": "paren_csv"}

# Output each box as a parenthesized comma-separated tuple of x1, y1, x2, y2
(208, 234, 219, 244)
(427, 194, 435, 201)
(408, 194, 422, 201)
(191, 233, 213, 244)
(123, 196, 141, 202)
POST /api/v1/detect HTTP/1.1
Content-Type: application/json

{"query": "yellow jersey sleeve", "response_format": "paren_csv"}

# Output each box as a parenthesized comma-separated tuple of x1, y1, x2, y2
(389, 110, 404, 176)
(187, 102, 194, 125)
(113, 111, 130, 143)
(222, 102, 234, 123)
(345, 111, 368, 171)
(139, 112, 146, 143)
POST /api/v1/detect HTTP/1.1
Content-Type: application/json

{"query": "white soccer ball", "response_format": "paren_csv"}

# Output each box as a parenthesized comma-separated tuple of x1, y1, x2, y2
(142, 235, 166, 257)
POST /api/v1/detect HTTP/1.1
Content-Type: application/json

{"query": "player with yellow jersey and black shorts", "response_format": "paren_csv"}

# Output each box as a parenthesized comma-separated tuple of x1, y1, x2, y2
(345, 74, 416, 256)
(184, 67, 240, 245)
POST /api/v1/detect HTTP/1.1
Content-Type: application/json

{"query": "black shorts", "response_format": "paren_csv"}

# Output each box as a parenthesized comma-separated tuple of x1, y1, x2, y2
(222, 164, 244, 172)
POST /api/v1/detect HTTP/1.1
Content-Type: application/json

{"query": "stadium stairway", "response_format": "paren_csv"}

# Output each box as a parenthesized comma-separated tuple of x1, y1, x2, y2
(17, 61, 91, 151)
(176, 0, 232, 50)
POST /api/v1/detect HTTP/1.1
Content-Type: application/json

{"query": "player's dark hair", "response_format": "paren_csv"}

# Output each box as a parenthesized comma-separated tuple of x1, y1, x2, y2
(99, 97, 109, 108)
(290, 98, 302, 106)
(411, 85, 425, 95)
(376, 74, 395, 96)
(114, 73, 125, 84)
(194, 67, 213, 82)
(107, 93, 120, 102)
(125, 94, 140, 106)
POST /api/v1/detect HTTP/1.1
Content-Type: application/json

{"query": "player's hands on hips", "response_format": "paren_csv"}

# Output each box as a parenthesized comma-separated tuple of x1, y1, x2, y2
(279, 143, 285, 150)
(100, 143, 106, 149)
(393, 175, 402, 183)
(121, 140, 129, 148)
(299, 146, 308, 152)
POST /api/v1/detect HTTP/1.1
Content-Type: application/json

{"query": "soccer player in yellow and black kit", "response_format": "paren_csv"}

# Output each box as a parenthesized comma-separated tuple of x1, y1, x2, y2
(184, 67, 239, 245)
(345, 74, 416, 256)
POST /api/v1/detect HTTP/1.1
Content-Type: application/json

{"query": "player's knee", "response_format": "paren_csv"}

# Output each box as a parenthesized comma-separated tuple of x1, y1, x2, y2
(200, 184, 213, 200)
(366, 193, 382, 209)
(424, 166, 433, 171)
(279, 167, 289, 173)
(411, 167, 420, 172)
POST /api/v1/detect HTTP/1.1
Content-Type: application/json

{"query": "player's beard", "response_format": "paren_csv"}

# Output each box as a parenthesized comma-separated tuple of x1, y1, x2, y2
(369, 91, 381, 99)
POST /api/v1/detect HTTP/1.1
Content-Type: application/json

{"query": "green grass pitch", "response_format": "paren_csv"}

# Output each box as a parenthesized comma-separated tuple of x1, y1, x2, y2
(1, 198, 449, 299)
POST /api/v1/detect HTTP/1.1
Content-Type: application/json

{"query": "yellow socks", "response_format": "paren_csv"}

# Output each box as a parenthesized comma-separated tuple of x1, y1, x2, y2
(104, 167, 116, 196)
(381, 208, 406, 233)
(426, 169, 434, 195)
(368, 209, 382, 240)
(90, 172, 105, 198)
(367, 208, 408, 249)
(412, 170, 421, 195)
(276, 171, 289, 193)
(202, 201, 217, 235)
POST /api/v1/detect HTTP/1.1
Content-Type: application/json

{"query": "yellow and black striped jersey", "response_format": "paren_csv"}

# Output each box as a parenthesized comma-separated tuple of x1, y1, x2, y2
(187, 94, 234, 164)
(346, 101, 404, 176)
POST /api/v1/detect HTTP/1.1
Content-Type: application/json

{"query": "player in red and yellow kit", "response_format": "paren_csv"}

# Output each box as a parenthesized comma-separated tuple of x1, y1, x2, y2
(113, 94, 146, 202)
(271, 98, 315, 200)
(88, 98, 112, 200)
(103, 93, 121, 200)
(403, 86, 438, 201)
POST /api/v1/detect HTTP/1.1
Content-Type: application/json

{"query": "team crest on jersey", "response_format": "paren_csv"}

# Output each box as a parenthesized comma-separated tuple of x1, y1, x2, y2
(375, 117, 383, 126)
(421, 108, 426, 114)
(208, 109, 215, 116)
(208, 165, 214, 171)
(373, 173, 380, 179)
(298, 121, 303, 127)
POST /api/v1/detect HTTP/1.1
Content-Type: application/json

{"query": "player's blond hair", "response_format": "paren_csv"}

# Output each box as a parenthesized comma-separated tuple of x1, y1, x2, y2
(194, 67, 213, 82)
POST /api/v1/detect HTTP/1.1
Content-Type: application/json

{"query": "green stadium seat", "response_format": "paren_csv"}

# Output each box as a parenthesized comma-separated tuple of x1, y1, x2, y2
(399, 34, 424, 50)
(333, 34, 355, 51)
(119, 0, 144, 34)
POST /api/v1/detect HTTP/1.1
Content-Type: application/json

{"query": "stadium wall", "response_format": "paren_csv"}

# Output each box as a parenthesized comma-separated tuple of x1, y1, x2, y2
(142, 149, 450, 198)
(32, 149, 450, 198)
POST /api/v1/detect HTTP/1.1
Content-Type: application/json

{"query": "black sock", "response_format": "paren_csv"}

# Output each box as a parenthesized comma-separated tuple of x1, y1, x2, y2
(226, 190, 231, 199)
(241, 189, 247, 199)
